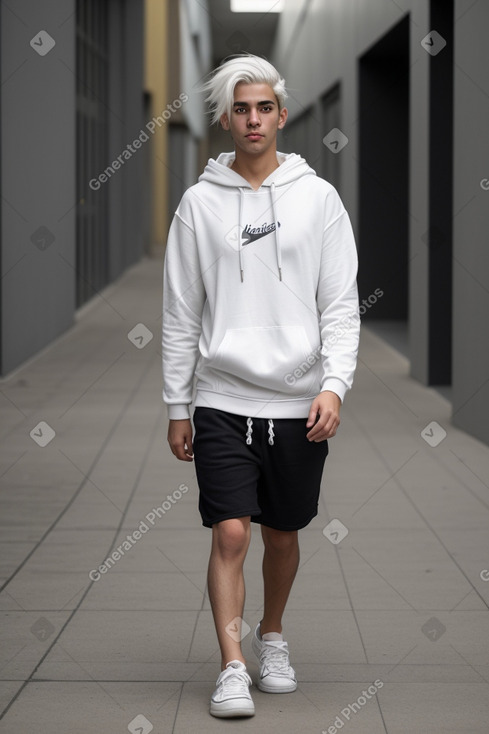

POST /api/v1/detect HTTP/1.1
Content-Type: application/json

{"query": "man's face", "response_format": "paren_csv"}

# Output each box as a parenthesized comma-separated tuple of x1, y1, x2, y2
(220, 82, 288, 157)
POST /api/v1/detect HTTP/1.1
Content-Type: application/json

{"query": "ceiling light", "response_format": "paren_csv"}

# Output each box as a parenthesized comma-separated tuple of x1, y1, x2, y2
(231, 0, 284, 12)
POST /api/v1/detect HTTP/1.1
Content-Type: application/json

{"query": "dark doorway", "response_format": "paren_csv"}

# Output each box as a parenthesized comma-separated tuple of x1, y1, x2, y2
(321, 85, 342, 194)
(75, 0, 109, 307)
(279, 106, 319, 169)
(426, 0, 454, 385)
(358, 15, 410, 325)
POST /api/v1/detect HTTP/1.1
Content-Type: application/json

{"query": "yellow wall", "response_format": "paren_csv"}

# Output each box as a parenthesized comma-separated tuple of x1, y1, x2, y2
(144, 0, 169, 252)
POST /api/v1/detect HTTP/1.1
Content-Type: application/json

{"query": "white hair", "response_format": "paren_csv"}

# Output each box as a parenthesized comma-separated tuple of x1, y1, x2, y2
(201, 54, 287, 126)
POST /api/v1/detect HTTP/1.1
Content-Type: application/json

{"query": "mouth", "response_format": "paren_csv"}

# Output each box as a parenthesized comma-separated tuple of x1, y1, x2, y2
(246, 133, 263, 141)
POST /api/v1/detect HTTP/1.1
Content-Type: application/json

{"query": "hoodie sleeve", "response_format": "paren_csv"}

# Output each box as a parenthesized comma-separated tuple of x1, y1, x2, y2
(316, 190, 360, 402)
(162, 207, 206, 420)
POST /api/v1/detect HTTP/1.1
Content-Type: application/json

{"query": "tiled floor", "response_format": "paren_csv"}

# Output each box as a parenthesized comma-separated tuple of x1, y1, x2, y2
(1, 254, 488, 733)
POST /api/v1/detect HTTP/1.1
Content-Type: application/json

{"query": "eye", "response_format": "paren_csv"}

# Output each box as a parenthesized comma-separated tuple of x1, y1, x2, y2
(234, 107, 246, 113)
(261, 106, 273, 112)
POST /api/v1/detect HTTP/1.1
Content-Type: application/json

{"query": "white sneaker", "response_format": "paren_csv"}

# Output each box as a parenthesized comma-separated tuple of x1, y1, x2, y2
(252, 623, 297, 693)
(210, 660, 255, 718)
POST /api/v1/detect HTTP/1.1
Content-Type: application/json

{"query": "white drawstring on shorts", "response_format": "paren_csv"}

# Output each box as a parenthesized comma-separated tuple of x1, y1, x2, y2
(245, 418, 275, 446)
(246, 417, 253, 445)
(267, 419, 275, 445)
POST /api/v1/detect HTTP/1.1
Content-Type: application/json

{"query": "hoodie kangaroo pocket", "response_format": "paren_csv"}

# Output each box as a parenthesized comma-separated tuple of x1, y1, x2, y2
(212, 325, 319, 396)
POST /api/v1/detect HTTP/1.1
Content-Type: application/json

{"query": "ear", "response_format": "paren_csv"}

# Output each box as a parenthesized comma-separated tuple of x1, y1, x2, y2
(277, 106, 288, 130)
(220, 113, 230, 131)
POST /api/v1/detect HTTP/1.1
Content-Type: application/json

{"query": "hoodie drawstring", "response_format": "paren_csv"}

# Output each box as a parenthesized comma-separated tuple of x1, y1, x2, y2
(270, 183, 282, 281)
(237, 184, 283, 283)
(238, 187, 245, 283)
(245, 418, 275, 446)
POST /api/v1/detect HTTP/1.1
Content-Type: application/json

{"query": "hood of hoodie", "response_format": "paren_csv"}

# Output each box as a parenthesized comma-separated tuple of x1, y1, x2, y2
(199, 151, 316, 189)
(198, 152, 316, 282)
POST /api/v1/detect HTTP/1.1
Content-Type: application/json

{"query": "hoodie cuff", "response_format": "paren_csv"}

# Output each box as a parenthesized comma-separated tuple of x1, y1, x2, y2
(320, 378, 348, 404)
(167, 404, 191, 420)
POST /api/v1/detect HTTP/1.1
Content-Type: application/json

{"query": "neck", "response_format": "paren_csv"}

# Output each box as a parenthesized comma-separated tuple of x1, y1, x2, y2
(231, 148, 280, 190)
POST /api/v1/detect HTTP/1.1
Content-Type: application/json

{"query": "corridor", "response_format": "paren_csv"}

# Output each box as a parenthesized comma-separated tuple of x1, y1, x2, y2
(1, 255, 488, 732)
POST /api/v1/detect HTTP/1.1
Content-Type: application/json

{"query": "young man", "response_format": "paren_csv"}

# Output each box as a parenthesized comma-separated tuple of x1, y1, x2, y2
(162, 55, 359, 718)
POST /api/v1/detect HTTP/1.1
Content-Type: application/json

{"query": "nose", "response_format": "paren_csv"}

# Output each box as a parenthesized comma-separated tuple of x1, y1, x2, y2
(247, 107, 260, 127)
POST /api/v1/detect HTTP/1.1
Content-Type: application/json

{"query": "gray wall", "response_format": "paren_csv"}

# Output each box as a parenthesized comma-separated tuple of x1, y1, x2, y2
(272, 0, 431, 359)
(166, 0, 212, 226)
(272, 0, 489, 445)
(0, 0, 145, 376)
(1, 1, 76, 375)
(452, 0, 489, 444)
(107, 0, 146, 281)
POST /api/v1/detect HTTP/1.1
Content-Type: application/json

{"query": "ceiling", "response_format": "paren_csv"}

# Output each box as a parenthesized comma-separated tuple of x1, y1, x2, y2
(206, 0, 280, 65)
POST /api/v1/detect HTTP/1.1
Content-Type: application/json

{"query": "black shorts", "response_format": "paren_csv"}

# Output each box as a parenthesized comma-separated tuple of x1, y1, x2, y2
(193, 407, 329, 530)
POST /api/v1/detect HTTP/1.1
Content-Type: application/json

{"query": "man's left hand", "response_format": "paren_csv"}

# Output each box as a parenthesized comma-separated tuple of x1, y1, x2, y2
(306, 391, 341, 442)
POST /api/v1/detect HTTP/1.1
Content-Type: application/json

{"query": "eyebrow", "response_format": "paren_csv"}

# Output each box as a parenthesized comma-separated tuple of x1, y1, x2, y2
(233, 100, 276, 107)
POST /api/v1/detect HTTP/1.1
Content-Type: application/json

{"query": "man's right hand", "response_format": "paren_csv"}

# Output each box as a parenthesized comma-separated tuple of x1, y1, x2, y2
(167, 419, 194, 461)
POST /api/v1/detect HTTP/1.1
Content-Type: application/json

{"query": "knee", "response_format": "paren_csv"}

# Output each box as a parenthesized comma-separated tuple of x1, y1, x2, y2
(213, 518, 250, 558)
(263, 527, 298, 553)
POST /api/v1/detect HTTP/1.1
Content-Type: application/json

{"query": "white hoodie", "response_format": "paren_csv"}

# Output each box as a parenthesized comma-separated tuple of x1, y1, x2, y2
(162, 152, 360, 420)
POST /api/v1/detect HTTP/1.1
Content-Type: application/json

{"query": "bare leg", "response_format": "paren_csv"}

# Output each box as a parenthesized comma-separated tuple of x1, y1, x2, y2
(260, 526, 299, 635)
(207, 517, 251, 670)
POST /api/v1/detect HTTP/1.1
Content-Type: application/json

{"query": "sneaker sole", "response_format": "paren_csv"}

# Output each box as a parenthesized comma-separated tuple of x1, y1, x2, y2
(210, 701, 255, 718)
(256, 679, 297, 694)
(252, 634, 297, 694)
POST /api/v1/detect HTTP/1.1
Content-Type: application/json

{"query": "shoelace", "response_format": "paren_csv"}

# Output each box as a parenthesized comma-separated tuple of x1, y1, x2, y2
(258, 641, 292, 677)
(218, 668, 251, 695)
